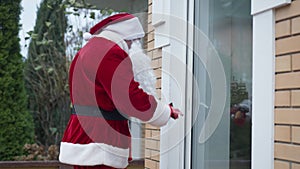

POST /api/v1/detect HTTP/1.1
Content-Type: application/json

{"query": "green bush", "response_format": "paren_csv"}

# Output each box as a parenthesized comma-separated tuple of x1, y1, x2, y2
(0, 0, 34, 160)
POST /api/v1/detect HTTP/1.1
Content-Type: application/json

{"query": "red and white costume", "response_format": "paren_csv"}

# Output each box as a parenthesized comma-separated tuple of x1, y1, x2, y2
(59, 13, 171, 169)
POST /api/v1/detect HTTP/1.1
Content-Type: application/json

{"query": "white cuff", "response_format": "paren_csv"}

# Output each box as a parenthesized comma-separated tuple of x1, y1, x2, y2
(146, 101, 171, 127)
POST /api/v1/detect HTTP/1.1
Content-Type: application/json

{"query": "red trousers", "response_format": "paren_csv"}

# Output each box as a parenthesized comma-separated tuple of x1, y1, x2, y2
(74, 165, 124, 169)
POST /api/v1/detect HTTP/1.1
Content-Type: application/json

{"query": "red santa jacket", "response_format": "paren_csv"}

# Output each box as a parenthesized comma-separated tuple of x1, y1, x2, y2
(59, 35, 171, 168)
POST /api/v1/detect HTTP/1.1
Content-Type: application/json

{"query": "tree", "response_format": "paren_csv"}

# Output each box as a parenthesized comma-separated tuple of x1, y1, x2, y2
(24, 0, 112, 148)
(0, 0, 34, 160)
(25, 0, 113, 147)
(24, 0, 70, 147)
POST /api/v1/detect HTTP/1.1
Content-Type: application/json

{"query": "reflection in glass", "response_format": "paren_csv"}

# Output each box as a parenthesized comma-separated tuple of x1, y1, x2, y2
(192, 0, 252, 169)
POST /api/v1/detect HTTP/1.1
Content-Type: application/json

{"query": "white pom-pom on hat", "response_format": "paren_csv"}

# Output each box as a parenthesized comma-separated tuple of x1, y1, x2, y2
(83, 32, 92, 41)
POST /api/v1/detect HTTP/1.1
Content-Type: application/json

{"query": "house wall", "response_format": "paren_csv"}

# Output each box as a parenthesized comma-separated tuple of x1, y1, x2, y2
(274, 0, 300, 168)
(144, 0, 163, 169)
(146, 0, 300, 168)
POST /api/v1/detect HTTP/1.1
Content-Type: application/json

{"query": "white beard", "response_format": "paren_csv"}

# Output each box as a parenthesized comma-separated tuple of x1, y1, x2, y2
(129, 40, 157, 98)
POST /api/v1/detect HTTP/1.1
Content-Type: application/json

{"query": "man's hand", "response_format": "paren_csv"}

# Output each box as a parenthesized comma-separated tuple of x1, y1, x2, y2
(169, 104, 184, 119)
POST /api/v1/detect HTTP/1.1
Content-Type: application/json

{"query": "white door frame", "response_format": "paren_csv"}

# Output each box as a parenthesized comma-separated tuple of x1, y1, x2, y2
(251, 0, 290, 169)
(152, 0, 188, 169)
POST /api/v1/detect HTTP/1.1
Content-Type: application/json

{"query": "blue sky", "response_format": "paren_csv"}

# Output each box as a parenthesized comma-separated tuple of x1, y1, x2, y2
(19, 0, 42, 58)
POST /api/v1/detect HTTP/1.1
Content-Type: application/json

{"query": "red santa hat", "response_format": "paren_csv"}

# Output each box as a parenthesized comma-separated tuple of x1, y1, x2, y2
(83, 13, 145, 41)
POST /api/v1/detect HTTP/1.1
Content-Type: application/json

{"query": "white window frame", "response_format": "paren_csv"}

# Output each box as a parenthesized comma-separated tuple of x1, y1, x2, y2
(184, 1, 195, 169)
(154, 0, 292, 169)
(252, 9, 276, 169)
(251, 0, 290, 169)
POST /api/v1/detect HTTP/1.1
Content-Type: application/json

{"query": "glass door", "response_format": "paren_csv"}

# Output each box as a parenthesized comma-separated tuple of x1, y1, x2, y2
(191, 0, 252, 169)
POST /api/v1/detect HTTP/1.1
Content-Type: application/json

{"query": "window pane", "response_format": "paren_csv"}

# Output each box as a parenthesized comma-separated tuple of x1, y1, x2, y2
(192, 0, 252, 169)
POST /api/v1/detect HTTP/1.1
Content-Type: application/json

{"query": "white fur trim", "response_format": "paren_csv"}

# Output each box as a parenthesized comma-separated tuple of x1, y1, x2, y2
(103, 17, 145, 40)
(95, 30, 129, 53)
(59, 142, 129, 168)
(83, 32, 92, 41)
(146, 101, 171, 127)
(129, 40, 157, 97)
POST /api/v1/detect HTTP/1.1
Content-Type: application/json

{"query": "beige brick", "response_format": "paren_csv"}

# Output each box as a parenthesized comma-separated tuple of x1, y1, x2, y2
(156, 89, 162, 98)
(145, 129, 152, 138)
(275, 72, 300, 89)
(276, 0, 300, 21)
(148, 40, 155, 51)
(292, 126, 300, 144)
(151, 130, 160, 140)
(145, 149, 152, 158)
(276, 35, 300, 55)
(152, 48, 162, 59)
(291, 90, 300, 106)
(151, 150, 160, 161)
(275, 125, 291, 142)
(146, 149, 160, 161)
(154, 68, 162, 78)
(145, 123, 160, 130)
(148, 4, 153, 14)
(148, 0, 152, 6)
(275, 90, 291, 106)
(292, 163, 300, 169)
(276, 20, 291, 38)
(156, 78, 161, 89)
(276, 55, 291, 72)
(145, 139, 160, 150)
(292, 17, 300, 34)
(274, 160, 290, 169)
(143, 39, 148, 49)
(145, 149, 151, 158)
(148, 13, 152, 20)
(148, 23, 154, 33)
(275, 108, 300, 125)
(148, 13, 152, 24)
(145, 159, 158, 169)
(275, 143, 300, 162)
(145, 139, 156, 149)
(145, 129, 161, 140)
(148, 31, 154, 42)
(147, 51, 153, 59)
(151, 59, 161, 69)
(292, 53, 300, 71)
(157, 58, 162, 68)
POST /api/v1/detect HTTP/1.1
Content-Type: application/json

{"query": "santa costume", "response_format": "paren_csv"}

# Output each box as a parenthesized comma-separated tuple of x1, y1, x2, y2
(59, 13, 173, 169)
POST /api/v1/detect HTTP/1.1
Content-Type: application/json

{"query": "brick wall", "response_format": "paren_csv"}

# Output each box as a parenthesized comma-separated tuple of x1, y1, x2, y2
(144, 0, 163, 168)
(275, 0, 300, 168)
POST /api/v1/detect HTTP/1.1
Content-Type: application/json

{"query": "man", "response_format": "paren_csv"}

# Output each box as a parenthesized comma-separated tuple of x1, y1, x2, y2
(59, 13, 182, 169)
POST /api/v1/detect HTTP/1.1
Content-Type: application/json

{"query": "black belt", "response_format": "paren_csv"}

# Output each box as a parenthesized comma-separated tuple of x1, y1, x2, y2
(72, 105, 128, 121)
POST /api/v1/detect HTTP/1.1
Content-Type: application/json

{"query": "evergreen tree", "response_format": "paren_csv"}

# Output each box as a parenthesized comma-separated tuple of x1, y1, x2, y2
(0, 0, 34, 160)
(25, 0, 70, 147)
